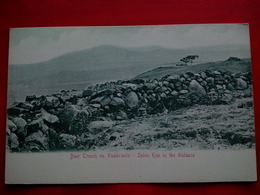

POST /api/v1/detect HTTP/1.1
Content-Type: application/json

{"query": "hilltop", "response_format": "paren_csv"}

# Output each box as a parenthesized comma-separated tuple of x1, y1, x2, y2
(134, 58, 251, 80)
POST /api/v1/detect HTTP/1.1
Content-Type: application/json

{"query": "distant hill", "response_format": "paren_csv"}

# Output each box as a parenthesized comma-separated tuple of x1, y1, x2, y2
(9, 44, 250, 83)
(133, 58, 252, 80)
(7, 44, 251, 102)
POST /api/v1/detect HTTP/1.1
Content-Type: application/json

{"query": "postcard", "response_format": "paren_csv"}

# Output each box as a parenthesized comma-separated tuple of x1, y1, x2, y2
(5, 24, 257, 184)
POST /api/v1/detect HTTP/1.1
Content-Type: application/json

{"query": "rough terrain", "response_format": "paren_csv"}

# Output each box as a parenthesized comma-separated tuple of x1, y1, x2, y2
(6, 58, 255, 152)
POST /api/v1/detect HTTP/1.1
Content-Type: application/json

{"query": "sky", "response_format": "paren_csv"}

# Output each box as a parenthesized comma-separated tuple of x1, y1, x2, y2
(8, 24, 250, 64)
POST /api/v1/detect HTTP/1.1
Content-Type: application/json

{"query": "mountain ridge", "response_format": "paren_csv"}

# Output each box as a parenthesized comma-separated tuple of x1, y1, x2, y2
(9, 44, 250, 83)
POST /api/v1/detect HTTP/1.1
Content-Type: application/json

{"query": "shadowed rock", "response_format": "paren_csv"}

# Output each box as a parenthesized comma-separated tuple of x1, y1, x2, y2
(58, 134, 76, 149)
(24, 131, 49, 151)
(58, 105, 89, 134)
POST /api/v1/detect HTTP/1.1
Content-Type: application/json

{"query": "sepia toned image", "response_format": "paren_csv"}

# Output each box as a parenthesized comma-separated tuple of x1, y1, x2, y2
(5, 24, 257, 184)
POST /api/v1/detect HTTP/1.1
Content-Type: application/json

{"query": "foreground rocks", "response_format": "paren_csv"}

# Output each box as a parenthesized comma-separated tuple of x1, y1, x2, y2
(6, 69, 254, 152)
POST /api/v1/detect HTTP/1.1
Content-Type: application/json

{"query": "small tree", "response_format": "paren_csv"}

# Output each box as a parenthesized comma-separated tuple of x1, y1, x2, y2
(180, 55, 199, 65)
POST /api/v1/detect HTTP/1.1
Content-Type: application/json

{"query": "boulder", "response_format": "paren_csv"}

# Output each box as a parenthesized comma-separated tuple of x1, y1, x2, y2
(214, 76, 225, 85)
(110, 97, 125, 107)
(77, 98, 87, 106)
(185, 72, 195, 78)
(41, 123, 50, 135)
(31, 96, 47, 110)
(98, 88, 115, 96)
(213, 70, 221, 77)
(71, 95, 78, 105)
(41, 108, 59, 124)
(8, 133, 19, 150)
(25, 95, 36, 102)
(123, 83, 137, 91)
(144, 83, 156, 90)
(82, 89, 93, 97)
(235, 78, 248, 90)
(58, 105, 89, 134)
(16, 102, 34, 111)
(58, 134, 76, 149)
(125, 91, 139, 109)
(7, 106, 25, 116)
(91, 95, 112, 107)
(25, 131, 49, 151)
(45, 96, 60, 108)
(170, 90, 178, 97)
(166, 75, 180, 83)
(7, 119, 17, 133)
(230, 132, 255, 145)
(200, 71, 207, 79)
(11, 117, 27, 138)
(27, 118, 43, 134)
(162, 81, 169, 86)
(174, 82, 182, 87)
(89, 104, 101, 109)
(205, 70, 214, 77)
(179, 90, 189, 95)
(206, 77, 215, 84)
(189, 80, 206, 97)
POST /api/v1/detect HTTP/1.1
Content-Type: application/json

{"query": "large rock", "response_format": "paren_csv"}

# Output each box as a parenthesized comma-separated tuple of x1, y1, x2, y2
(82, 89, 94, 97)
(110, 97, 125, 107)
(189, 80, 206, 97)
(25, 95, 36, 102)
(58, 134, 76, 149)
(91, 95, 112, 107)
(226, 83, 235, 91)
(16, 102, 34, 111)
(31, 96, 47, 110)
(25, 131, 49, 151)
(235, 78, 248, 90)
(122, 83, 137, 91)
(144, 83, 156, 90)
(125, 91, 139, 109)
(166, 75, 180, 83)
(206, 77, 215, 84)
(7, 102, 33, 116)
(27, 118, 43, 134)
(57, 105, 89, 134)
(41, 108, 59, 124)
(7, 119, 17, 133)
(45, 96, 60, 108)
(8, 133, 19, 150)
(97, 88, 115, 96)
(11, 117, 27, 138)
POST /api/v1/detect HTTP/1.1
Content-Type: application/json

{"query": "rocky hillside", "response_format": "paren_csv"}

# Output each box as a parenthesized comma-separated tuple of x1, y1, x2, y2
(6, 59, 255, 152)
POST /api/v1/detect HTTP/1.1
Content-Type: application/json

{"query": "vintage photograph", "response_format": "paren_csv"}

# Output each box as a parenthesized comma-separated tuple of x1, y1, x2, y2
(6, 24, 255, 153)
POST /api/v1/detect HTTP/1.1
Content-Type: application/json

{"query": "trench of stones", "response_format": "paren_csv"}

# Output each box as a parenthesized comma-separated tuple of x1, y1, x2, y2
(6, 69, 254, 152)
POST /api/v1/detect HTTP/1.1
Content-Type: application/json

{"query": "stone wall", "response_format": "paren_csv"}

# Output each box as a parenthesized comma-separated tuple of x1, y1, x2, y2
(6, 69, 253, 152)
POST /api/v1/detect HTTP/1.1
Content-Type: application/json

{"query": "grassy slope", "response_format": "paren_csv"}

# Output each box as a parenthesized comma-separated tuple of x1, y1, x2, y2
(134, 58, 252, 80)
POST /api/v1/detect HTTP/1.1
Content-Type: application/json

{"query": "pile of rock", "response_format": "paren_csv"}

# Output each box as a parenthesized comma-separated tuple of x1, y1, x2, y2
(6, 69, 253, 152)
